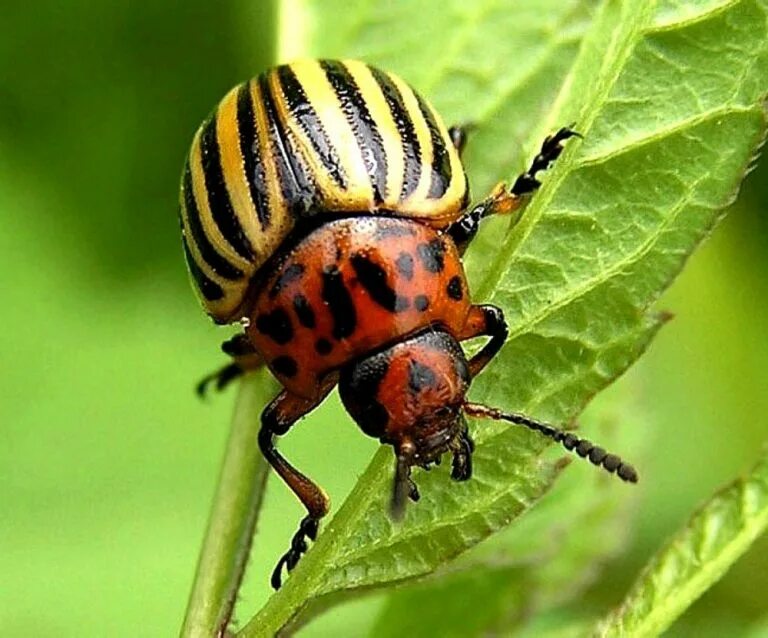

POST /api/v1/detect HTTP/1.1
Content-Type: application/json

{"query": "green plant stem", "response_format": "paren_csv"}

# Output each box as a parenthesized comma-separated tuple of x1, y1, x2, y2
(181, 372, 274, 638)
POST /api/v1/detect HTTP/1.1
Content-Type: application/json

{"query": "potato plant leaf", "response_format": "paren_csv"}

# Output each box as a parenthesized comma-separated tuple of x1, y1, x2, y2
(235, 0, 768, 635)
(595, 447, 768, 637)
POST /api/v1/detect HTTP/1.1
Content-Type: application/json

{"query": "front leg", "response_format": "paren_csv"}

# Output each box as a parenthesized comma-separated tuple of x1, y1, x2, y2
(448, 126, 580, 252)
(260, 381, 335, 589)
(456, 304, 508, 378)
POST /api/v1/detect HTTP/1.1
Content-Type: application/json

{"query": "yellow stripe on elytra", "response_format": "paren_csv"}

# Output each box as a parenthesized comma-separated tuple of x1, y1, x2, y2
(343, 60, 404, 209)
(389, 72, 434, 209)
(189, 127, 252, 270)
(425, 98, 466, 220)
(179, 199, 244, 319)
(268, 67, 332, 201)
(250, 78, 294, 256)
(216, 84, 263, 260)
(289, 59, 372, 209)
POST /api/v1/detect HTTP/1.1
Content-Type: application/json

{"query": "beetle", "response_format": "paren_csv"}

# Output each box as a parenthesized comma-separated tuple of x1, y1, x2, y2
(181, 59, 637, 590)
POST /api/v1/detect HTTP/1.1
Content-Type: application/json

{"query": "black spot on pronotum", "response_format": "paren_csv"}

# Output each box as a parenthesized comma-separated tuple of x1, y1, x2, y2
(446, 275, 463, 300)
(292, 294, 316, 328)
(315, 338, 333, 355)
(416, 239, 445, 273)
(272, 355, 298, 378)
(395, 252, 414, 280)
(350, 253, 410, 312)
(321, 265, 357, 339)
(255, 308, 294, 344)
(269, 263, 305, 298)
(408, 359, 438, 394)
(414, 295, 430, 311)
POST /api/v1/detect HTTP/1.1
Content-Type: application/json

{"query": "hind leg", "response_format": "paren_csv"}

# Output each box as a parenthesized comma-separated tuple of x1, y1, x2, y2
(196, 333, 263, 397)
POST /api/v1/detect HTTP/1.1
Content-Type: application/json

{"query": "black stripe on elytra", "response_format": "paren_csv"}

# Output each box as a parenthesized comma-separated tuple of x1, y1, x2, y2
(351, 253, 409, 312)
(277, 65, 347, 189)
(369, 67, 421, 200)
(292, 294, 316, 328)
(269, 263, 305, 298)
(395, 252, 414, 280)
(199, 112, 255, 260)
(447, 275, 464, 300)
(321, 265, 357, 339)
(255, 307, 294, 344)
(408, 359, 438, 394)
(415, 93, 452, 199)
(181, 234, 224, 301)
(182, 162, 243, 280)
(236, 82, 271, 229)
(320, 60, 388, 204)
(258, 74, 313, 218)
(416, 238, 446, 273)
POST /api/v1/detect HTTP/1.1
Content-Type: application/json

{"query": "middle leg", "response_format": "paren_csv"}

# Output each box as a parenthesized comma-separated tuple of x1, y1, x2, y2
(447, 126, 580, 252)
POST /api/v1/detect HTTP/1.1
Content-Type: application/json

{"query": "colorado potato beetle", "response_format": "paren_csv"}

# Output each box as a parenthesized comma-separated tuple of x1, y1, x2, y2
(180, 59, 638, 589)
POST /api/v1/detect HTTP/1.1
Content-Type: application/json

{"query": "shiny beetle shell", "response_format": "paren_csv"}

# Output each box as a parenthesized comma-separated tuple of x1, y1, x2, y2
(180, 59, 469, 323)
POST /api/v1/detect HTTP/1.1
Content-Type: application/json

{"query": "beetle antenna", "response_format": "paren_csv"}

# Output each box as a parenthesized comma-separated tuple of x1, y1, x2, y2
(463, 402, 638, 483)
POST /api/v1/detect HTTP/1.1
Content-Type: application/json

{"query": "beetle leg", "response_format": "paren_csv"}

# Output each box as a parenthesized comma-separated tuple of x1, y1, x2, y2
(456, 304, 508, 378)
(196, 334, 262, 397)
(447, 126, 580, 252)
(511, 126, 581, 196)
(260, 381, 335, 589)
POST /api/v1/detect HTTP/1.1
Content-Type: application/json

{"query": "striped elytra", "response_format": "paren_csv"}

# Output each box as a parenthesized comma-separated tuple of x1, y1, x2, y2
(179, 59, 469, 323)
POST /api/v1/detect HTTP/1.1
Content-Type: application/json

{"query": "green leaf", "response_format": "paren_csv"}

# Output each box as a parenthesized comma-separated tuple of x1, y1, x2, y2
(237, 0, 768, 635)
(595, 447, 768, 638)
(368, 381, 650, 638)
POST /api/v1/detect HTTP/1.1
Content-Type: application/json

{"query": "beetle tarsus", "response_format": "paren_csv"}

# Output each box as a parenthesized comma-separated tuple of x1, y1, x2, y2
(271, 516, 320, 589)
(511, 126, 581, 197)
(195, 363, 243, 397)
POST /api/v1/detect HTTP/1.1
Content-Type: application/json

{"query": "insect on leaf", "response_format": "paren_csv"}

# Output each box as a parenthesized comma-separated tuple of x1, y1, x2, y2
(237, 1, 768, 635)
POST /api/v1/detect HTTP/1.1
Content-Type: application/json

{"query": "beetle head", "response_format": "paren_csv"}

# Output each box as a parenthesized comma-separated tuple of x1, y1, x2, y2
(339, 328, 473, 518)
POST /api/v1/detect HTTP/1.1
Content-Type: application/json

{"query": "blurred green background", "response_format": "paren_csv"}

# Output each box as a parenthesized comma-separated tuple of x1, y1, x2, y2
(1, 2, 766, 636)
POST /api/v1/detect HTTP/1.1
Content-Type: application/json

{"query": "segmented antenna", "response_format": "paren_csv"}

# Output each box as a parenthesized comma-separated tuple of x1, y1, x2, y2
(463, 402, 638, 483)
